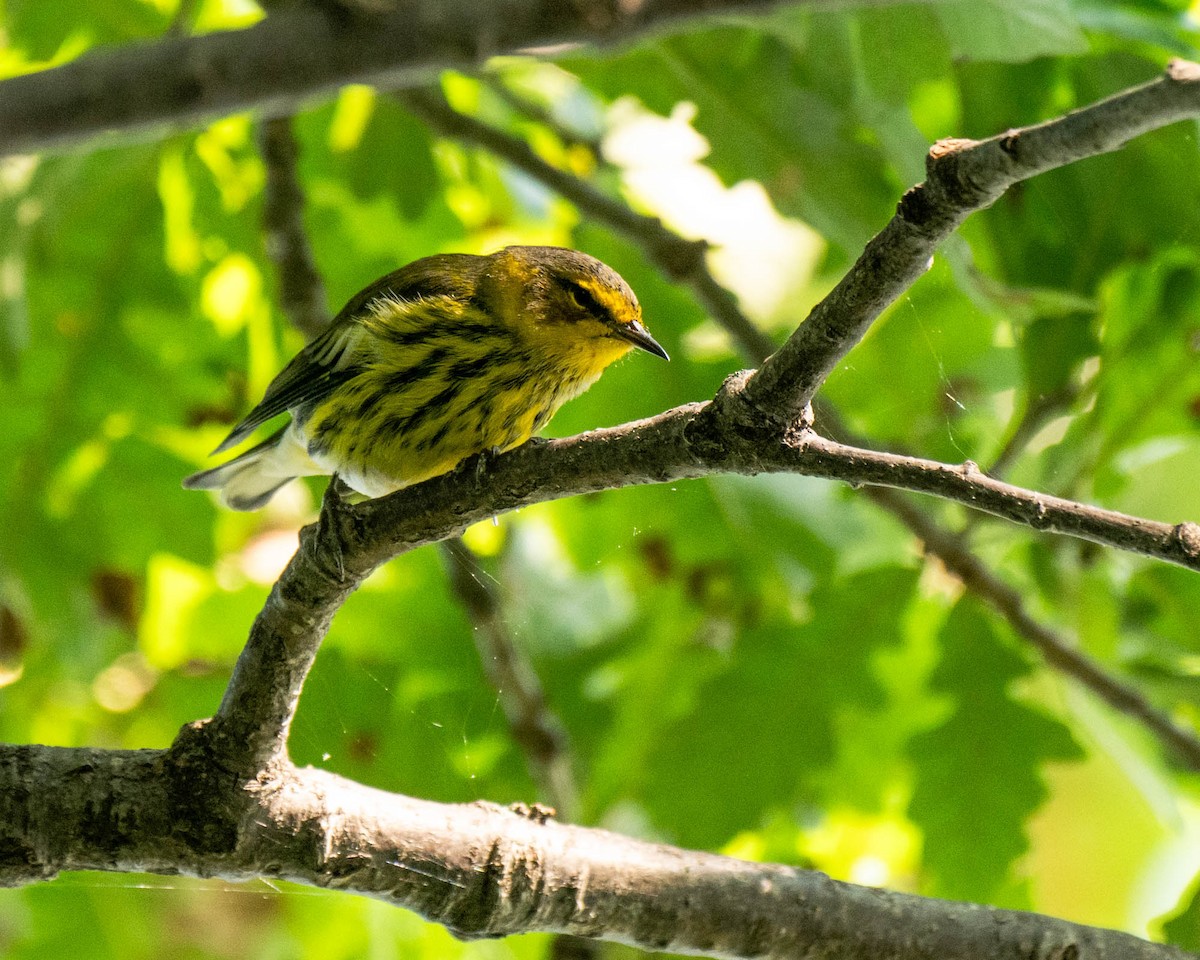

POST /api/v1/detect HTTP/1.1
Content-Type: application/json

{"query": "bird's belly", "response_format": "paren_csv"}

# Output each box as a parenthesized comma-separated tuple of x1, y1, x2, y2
(300, 370, 595, 498)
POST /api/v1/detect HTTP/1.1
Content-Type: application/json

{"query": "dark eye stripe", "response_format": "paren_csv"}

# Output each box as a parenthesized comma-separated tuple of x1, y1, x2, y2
(565, 279, 609, 321)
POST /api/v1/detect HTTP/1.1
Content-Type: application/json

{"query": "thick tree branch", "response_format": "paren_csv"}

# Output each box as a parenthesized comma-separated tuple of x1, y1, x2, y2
(741, 59, 1200, 421)
(213, 383, 1200, 770)
(0, 0, 810, 156)
(0, 740, 1189, 960)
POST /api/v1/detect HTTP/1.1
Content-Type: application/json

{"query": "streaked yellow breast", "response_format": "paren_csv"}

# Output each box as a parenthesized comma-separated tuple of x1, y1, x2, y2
(298, 298, 631, 497)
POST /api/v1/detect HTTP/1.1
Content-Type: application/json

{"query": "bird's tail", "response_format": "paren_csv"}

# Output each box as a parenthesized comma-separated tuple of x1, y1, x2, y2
(182, 427, 309, 511)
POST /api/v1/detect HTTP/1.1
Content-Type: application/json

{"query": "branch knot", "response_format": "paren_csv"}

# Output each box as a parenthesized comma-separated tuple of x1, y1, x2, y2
(685, 370, 809, 468)
(1170, 521, 1200, 558)
(900, 137, 1002, 228)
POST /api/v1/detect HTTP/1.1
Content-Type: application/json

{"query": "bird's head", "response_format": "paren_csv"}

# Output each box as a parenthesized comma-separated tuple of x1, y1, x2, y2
(480, 246, 669, 366)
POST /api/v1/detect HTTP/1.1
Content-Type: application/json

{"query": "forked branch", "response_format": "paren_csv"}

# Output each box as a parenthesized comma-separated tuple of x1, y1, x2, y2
(404, 70, 1200, 771)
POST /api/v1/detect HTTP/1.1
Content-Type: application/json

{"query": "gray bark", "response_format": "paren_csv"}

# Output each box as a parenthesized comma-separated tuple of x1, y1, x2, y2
(0, 738, 1189, 960)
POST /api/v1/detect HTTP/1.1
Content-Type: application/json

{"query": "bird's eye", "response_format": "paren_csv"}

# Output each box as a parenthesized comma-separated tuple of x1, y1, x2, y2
(564, 279, 608, 320)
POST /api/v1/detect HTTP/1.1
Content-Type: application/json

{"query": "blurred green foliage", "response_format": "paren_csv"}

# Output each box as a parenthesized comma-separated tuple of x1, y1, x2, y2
(1, 0, 1200, 957)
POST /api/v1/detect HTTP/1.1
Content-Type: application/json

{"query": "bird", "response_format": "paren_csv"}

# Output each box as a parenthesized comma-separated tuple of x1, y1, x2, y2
(183, 245, 669, 510)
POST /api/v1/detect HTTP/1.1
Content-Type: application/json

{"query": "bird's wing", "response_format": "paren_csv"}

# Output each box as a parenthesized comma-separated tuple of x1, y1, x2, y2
(330, 253, 486, 323)
(211, 254, 489, 455)
(211, 323, 366, 454)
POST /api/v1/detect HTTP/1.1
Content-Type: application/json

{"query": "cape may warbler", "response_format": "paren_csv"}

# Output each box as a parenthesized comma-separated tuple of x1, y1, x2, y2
(183, 246, 668, 510)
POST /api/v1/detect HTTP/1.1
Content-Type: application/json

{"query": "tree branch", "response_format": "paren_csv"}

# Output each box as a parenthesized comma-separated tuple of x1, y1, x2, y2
(402, 72, 1200, 770)
(0, 0, 812, 157)
(740, 59, 1200, 422)
(0, 740, 1189, 960)
(211, 383, 1200, 771)
(792, 430, 1200, 570)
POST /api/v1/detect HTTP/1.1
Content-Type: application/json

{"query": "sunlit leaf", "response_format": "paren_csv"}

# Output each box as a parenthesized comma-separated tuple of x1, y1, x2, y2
(908, 600, 1082, 905)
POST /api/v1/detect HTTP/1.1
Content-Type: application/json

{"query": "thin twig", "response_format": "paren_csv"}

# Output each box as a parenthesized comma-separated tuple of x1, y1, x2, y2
(957, 384, 1081, 536)
(257, 117, 332, 340)
(441, 538, 579, 816)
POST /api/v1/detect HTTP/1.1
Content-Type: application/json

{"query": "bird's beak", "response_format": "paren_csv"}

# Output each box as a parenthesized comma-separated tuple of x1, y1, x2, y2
(616, 319, 670, 361)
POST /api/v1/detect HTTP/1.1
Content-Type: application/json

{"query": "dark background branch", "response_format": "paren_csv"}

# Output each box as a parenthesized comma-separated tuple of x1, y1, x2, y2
(441, 538, 579, 816)
(258, 116, 332, 339)
(0, 0, 806, 156)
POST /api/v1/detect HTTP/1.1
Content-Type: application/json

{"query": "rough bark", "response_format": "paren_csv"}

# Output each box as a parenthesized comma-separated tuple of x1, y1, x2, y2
(0, 738, 1189, 960)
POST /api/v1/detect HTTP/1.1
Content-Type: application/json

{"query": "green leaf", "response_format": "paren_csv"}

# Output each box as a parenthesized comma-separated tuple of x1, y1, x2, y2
(1124, 565, 1200, 659)
(1019, 311, 1098, 398)
(933, 0, 1088, 62)
(908, 599, 1082, 905)
(639, 567, 919, 847)
(4, 0, 165, 64)
(1160, 870, 1200, 951)
(822, 255, 1016, 462)
(1075, 0, 1200, 58)
(853, 5, 952, 105)
(308, 92, 440, 220)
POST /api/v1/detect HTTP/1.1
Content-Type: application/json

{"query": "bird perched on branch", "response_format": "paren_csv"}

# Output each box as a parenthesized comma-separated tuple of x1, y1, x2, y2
(184, 245, 668, 510)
